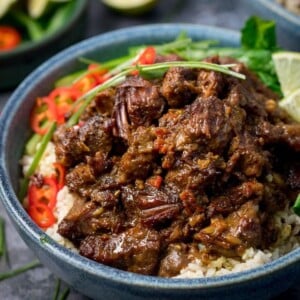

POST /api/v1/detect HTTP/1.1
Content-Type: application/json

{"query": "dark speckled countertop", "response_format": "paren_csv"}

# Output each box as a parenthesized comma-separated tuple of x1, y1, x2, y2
(0, 1, 299, 299)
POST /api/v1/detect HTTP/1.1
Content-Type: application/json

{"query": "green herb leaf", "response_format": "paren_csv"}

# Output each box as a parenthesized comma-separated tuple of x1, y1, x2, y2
(46, 1, 75, 35)
(11, 10, 44, 41)
(293, 194, 300, 216)
(241, 16, 276, 51)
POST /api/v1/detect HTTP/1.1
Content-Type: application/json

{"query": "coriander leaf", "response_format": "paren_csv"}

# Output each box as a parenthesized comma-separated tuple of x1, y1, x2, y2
(241, 16, 276, 50)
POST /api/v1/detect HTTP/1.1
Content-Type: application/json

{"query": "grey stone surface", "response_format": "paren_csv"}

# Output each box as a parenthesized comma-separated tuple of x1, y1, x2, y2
(0, 0, 299, 299)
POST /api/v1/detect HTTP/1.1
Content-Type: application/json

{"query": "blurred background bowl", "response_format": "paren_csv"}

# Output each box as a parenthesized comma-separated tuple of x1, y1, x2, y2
(243, 0, 300, 51)
(0, 0, 88, 91)
(0, 24, 300, 300)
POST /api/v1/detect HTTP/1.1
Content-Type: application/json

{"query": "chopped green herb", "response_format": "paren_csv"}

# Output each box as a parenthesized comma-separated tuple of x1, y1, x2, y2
(241, 16, 276, 51)
(40, 234, 51, 245)
(0, 259, 41, 281)
(19, 122, 57, 200)
(53, 279, 61, 300)
(293, 194, 300, 216)
(58, 287, 70, 300)
(53, 278, 70, 300)
(25, 122, 56, 178)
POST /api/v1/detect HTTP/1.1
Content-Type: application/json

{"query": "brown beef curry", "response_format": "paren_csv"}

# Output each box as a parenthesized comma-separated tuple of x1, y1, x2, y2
(53, 55, 300, 277)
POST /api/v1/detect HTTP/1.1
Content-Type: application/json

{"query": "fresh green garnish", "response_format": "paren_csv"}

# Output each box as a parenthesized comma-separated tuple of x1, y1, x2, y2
(40, 234, 51, 245)
(0, 259, 41, 281)
(25, 133, 42, 156)
(241, 16, 277, 51)
(293, 194, 300, 216)
(19, 122, 56, 200)
(25, 122, 56, 178)
(53, 278, 70, 300)
(53, 279, 61, 300)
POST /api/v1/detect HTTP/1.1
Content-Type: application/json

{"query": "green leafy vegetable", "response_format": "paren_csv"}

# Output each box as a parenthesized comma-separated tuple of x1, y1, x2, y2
(46, 1, 74, 35)
(241, 16, 276, 51)
(11, 10, 44, 41)
(293, 194, 300, 216)
(0, 259, 41, 281)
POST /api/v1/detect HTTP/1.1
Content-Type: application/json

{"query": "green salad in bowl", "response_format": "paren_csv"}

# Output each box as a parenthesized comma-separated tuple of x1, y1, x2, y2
(0, 0, 87, 89)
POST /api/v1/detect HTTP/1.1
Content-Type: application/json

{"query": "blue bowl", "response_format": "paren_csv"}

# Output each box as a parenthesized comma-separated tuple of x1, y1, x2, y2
(243, 0, 300, 51)
(0, 24, 300, 300)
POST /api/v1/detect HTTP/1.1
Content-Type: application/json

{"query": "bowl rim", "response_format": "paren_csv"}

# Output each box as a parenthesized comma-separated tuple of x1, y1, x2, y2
(0, 0, 88, 59)
(253, 0, 300, 27)
(0, 23, 300, 290)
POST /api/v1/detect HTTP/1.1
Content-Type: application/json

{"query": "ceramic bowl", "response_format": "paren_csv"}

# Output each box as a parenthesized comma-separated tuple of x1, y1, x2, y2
(243, 0, 300, 51)
(0, 0, 88, 90)
(0, 24, 300, 300)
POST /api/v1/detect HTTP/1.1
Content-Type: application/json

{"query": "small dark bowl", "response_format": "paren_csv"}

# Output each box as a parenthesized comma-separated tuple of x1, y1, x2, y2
(0, 0, 88, 90)
(0, 24, 300, 300)
(243, 0, 300, 51)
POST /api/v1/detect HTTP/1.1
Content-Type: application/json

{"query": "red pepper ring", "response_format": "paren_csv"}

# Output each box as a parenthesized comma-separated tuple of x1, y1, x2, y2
(72, 74, 98, 95)
(28, 176, 58, 210)
(137, 46, 156, 65)
(131, 46, 156, 75)
(48, 87, 81, 124)
(30, 97, 57, 135)
(28, 203, 56, 228)
(87, 64, 109, 84)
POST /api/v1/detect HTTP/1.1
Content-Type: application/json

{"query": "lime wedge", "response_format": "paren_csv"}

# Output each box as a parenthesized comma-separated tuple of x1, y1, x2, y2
(0, 0, 17, 19)
(272, 51, 300, 97)
(102, 0, 157, 15)
(279, 88, 300, 122)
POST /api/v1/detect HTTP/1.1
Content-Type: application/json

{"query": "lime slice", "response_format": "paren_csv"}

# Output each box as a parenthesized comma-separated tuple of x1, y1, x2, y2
(0, 0, 17, 19)
(279, 88, 300, 122)
(272, 51, 300, 97)
(102, 0, 157, 15)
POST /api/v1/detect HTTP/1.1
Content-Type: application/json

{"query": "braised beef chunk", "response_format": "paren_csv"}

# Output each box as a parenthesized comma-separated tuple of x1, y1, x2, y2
(121, 185, 182, 227)
(55, 54, 300, 277)
(195, 201, 262, 257)
(117, 126, 157, 183)
(161, 67, 197, 107)
(58, 197, 125, 243)
(81, 88, 115, 120)
(113, 76, 165, 140)
(54, 115, 113, 167)
(158, 243, 190, 277)
(79, 225, 161, 275)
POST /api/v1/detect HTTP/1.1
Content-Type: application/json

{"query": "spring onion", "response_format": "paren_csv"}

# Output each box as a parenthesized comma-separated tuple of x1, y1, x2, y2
(0, 259, 41, 281)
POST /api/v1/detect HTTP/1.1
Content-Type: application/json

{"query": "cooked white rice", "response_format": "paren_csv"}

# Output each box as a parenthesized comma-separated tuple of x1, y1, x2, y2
(21, 142, 300, 277)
